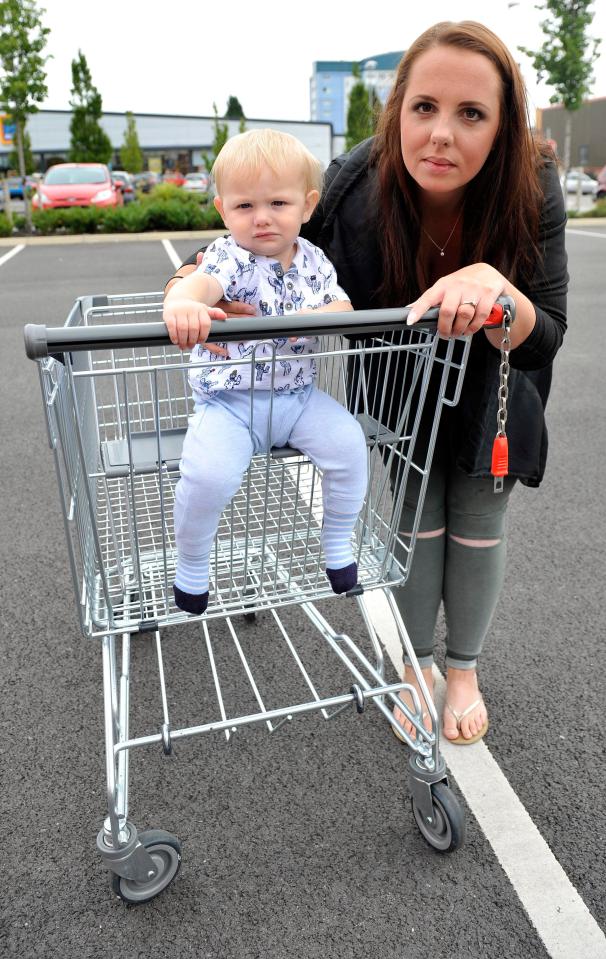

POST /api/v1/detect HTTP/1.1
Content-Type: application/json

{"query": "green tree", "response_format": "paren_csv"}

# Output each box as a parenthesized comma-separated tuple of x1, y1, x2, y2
(520, 0, 600, 178)
(212, 101, 229, 155)
(224, 95, 245, 120)
(202, 101, 229, 172)
(120, 111, 143, 173)
(345, 65, 375, 151)
(69, 50, 113, 163)
(0, 0, 50, 231)
(369, 88, 382, 129)
(9, 125, 35, 173)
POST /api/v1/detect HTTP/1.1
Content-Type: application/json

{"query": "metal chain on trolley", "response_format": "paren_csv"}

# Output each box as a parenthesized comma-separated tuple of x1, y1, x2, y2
(490, 304, 512, 493)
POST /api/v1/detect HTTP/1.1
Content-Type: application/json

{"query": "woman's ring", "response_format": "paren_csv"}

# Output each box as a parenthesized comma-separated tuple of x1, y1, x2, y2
(461, 299, 478, 308)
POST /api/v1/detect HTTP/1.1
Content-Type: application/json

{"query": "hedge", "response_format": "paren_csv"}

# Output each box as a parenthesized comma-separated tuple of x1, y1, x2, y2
(32, 206, 102, 234)
(27, 198, 223, 235)
(567, 199, 606, 218)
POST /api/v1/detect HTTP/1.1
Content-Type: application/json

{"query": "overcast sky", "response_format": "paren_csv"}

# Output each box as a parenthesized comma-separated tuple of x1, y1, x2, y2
(39, 0, 606, 122)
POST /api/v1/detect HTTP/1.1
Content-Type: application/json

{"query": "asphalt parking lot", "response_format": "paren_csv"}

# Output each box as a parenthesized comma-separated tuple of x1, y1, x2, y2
(1, 226, 605, 959)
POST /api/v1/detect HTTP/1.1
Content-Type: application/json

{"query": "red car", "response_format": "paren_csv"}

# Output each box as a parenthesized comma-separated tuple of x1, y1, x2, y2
(162, 170, 186, 187)
(33, 163, 123, 210)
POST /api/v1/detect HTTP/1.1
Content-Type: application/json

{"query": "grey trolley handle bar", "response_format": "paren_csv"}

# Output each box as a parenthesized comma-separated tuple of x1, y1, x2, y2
(24, 297, 514, 360)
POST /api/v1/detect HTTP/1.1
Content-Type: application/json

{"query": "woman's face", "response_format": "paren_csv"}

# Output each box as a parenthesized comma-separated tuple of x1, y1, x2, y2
(400, 45, 502, 204)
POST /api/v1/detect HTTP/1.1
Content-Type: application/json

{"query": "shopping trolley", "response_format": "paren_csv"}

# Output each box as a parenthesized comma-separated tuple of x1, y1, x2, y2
(24, 294, 514, 903)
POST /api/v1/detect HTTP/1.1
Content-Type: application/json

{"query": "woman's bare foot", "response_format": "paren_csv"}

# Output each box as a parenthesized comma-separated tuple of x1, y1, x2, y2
(392, 663, 434, 741)
(443, 667, 488, 742)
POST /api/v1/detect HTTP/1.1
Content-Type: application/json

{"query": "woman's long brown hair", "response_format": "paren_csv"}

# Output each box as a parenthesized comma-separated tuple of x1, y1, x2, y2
(372, 20, 546, 306)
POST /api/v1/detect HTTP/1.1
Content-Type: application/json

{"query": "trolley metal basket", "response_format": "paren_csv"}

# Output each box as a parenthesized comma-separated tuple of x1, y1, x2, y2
(24, 294, 513, 903)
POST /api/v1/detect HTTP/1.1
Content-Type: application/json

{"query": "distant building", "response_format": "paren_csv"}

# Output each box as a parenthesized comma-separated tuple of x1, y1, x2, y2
(0, 110, 334, 173)
(536, 97, 606, 172)
(310, 51, 404, 137)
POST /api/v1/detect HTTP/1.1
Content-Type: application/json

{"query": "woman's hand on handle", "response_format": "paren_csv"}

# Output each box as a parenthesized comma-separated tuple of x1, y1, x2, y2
(408, 263, 536, 350)
(406, 263, 506, 337)
(406, 263, 536, 348)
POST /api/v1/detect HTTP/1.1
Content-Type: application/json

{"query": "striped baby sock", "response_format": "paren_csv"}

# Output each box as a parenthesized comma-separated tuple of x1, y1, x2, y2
(321, 508, 359, 594)
(173, 547, 212, 614)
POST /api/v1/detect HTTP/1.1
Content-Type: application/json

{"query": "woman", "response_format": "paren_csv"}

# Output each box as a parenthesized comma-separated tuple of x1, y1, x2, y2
(167, 21, 568, 744)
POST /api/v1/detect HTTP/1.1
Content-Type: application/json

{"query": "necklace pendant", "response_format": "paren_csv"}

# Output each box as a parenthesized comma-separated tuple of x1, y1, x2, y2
(440, 250, 445, 256)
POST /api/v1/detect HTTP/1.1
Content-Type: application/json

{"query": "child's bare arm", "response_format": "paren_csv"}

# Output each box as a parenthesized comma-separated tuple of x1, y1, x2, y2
(165, 270, 224, 307)
(163, 272, 226, 350)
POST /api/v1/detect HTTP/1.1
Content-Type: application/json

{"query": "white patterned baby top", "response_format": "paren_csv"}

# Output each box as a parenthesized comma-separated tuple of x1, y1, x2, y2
(189, 235, 349, 397)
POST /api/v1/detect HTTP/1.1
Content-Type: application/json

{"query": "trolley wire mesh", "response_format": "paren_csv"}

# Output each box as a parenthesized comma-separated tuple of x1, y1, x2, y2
(38, 294, 469, 637)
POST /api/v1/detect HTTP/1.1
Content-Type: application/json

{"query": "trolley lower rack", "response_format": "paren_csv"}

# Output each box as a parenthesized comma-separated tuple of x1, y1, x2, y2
(96, 591, 464, 903)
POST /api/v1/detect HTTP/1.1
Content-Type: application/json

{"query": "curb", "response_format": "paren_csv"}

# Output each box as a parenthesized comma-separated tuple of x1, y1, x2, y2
(1, 221, 604, 249)
(0, 229, 225, 248)
(565, 217, 606, 226)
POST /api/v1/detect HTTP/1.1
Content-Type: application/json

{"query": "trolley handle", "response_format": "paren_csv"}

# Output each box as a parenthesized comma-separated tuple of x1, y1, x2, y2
(24, 297, 514, 360)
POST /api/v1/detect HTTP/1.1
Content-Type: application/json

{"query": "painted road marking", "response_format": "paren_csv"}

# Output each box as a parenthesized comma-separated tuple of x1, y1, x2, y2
(362, 588, 606, 959)
(0, 243, 25, 268)
(162, 238, 181, 269)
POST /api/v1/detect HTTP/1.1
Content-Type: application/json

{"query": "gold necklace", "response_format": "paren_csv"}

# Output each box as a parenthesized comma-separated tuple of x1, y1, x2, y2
(421, 208, 463, 257)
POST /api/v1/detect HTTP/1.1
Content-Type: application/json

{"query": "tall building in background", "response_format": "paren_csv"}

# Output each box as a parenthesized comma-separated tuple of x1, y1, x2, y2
(310, 52, 403, 135)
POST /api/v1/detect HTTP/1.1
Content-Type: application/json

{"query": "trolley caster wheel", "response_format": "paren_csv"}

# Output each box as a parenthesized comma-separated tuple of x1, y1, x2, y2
(111, 830, 182, 904)
(244, 611, 257, 624)
(411, 781, 466, 853)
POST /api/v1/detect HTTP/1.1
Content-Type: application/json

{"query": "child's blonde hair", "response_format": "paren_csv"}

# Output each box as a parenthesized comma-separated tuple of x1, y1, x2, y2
(211, 129, 323, 196)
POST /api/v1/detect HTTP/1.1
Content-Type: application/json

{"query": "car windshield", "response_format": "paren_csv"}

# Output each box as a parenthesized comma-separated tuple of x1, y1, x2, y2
(45, 166, 107, 185)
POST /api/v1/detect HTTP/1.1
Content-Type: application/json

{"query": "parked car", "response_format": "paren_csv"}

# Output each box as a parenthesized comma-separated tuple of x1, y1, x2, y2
(596, 165, 606, 201)
(5, 175, 36, 199)
(162, 170, 186, 187)
(182, 172, 210, 194)
(111, 170, 136, 204)
(564, 171, 598, 195)
(132, 171, 160, 193)
(33, 163, 123, 210)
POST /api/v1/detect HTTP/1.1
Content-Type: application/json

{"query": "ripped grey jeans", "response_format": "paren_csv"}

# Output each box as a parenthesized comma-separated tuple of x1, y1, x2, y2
(392, 432, 517, 671)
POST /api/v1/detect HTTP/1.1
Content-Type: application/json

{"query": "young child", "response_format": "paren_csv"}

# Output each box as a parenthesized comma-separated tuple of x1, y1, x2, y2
(164, 129, 368, 614)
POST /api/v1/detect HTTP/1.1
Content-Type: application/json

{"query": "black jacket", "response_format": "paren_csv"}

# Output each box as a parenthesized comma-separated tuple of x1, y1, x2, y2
(302, 138, 569, 487)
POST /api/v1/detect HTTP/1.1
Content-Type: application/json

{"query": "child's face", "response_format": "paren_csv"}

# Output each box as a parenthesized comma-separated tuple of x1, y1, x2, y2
(214, 166, 319, 268)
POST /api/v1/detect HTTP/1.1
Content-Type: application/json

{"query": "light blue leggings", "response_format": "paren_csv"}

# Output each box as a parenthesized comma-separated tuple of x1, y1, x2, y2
(174, 386, 368, 586)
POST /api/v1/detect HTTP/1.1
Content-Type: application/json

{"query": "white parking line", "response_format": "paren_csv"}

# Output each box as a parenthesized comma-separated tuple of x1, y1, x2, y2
(566, 229, 606, 239)
(162, 238, 182, 269)
(362, 588, 606, 959)
(0, 243, 25, 268)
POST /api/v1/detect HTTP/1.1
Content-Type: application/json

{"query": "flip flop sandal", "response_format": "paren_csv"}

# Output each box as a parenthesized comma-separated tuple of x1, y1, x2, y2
(444, 699, 489, 745)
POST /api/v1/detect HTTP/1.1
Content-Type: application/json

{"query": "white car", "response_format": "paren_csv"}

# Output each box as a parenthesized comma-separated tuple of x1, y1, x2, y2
(564, 171, 598, 195)
(183, 172, 210, 194)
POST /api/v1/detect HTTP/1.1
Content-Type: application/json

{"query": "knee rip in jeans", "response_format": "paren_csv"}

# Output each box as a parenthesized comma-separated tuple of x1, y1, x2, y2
(449, 534, 502, 548)
(399, 527, 445, 539)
